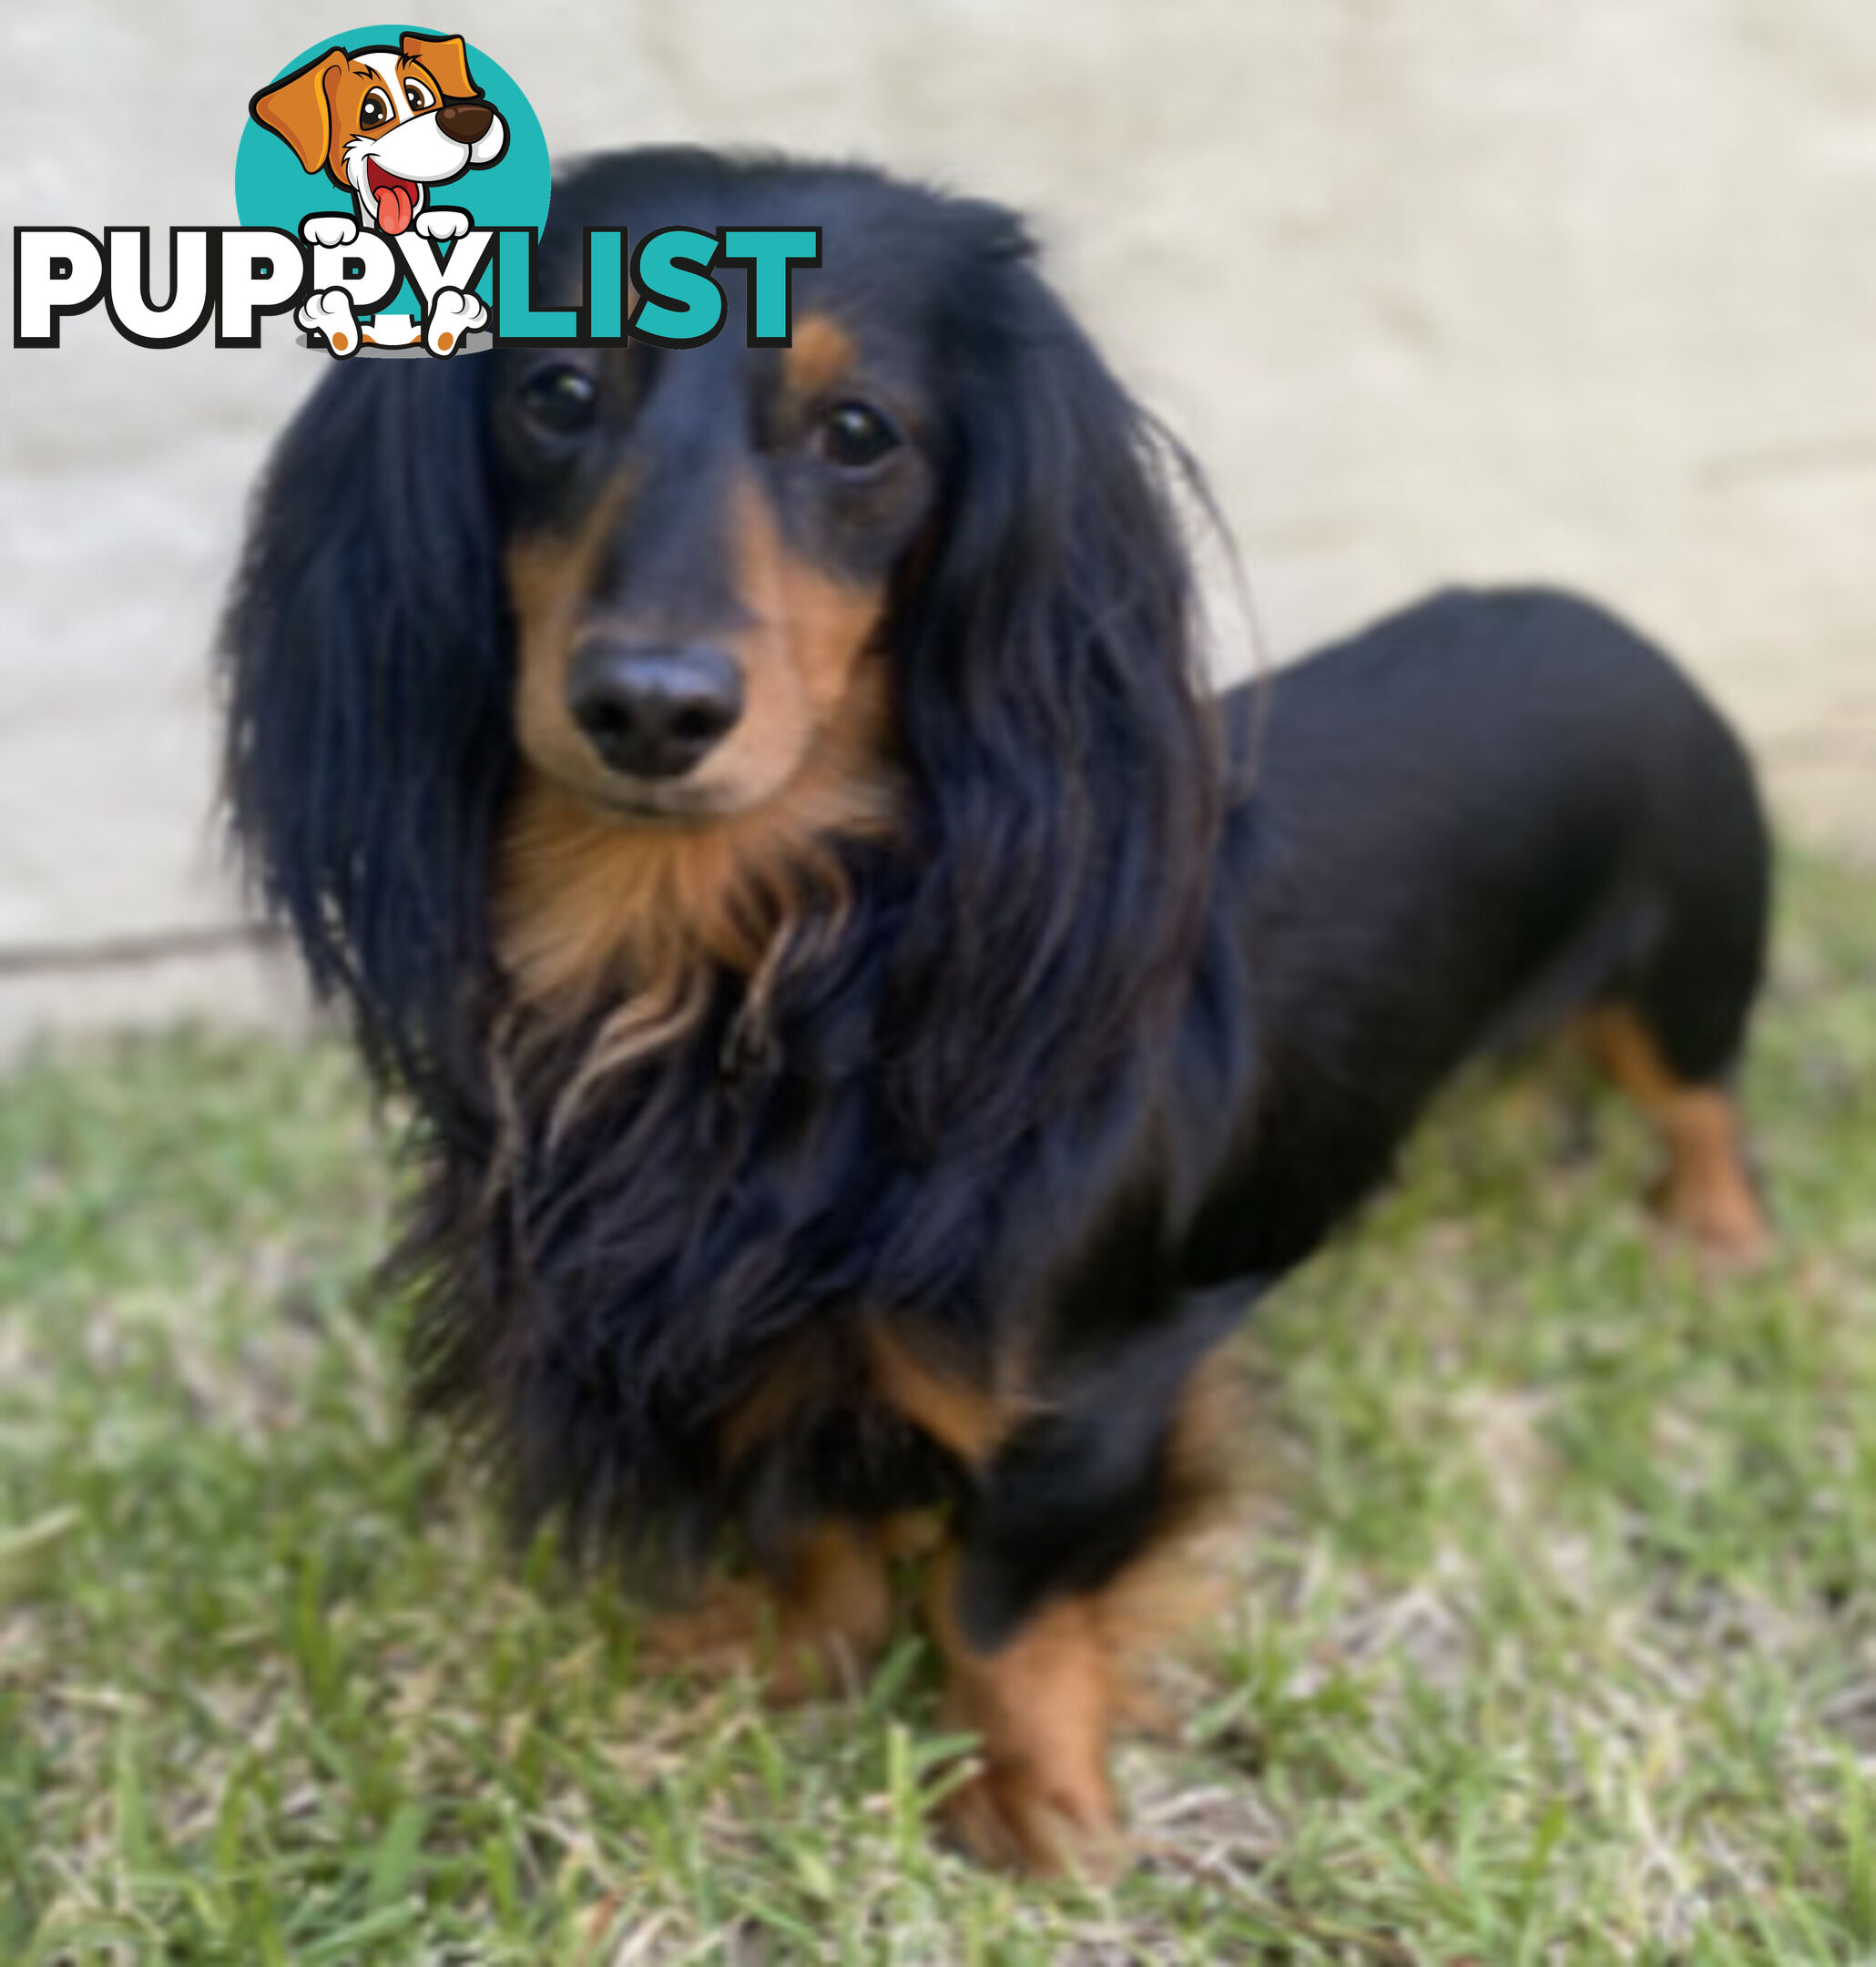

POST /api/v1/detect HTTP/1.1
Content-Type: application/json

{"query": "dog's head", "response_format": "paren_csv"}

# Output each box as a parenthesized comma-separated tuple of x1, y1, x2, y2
(250, 32, 507, 234)
(223, 149, 1221, 1127)
(495, 179, 925, 832)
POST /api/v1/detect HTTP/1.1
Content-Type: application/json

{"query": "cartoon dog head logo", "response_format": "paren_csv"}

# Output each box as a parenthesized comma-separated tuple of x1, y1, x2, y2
(250, 32, 507, 240)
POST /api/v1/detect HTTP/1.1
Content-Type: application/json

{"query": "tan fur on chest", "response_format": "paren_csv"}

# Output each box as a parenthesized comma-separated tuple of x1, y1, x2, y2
(495, 656, 898, 1024)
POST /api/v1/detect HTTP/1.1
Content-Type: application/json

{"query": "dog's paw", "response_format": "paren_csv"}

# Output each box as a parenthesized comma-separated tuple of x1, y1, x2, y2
(635, 1584, 879, 1707)
(300, 213, 359, 250)
(1648, 1167, 1772, 1272)
(415, 207, 472, 242)
(423, 287, 486, 356)
(296, 287, 362, 357)
(941, 1761, 1128, 1880)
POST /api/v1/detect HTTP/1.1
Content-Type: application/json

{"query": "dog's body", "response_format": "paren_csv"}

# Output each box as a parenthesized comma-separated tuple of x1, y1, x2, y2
(223, 148, 1769, 1875)
(1204, 592, 1769, 1285)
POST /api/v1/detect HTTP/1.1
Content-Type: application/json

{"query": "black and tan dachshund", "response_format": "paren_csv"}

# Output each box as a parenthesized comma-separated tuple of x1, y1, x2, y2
(222, 146, 1770, 1874)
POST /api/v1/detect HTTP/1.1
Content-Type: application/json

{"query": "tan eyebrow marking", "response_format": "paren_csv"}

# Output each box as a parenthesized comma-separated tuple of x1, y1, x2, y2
(782, 314, 855, 399)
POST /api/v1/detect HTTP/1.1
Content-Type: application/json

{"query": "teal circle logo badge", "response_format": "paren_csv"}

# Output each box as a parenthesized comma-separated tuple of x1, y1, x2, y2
(235, 25, 549, 355)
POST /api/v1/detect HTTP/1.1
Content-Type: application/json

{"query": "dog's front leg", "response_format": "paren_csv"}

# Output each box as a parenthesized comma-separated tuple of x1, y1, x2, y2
(927, 1300, 1239, 1877)
(414, 208, 471, 242)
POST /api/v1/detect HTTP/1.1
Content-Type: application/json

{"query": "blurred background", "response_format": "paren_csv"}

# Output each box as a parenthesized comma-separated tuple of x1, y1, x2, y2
(4, 0, 1872, 1052)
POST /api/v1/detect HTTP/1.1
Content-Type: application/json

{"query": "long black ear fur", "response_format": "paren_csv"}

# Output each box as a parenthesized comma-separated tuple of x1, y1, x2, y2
(884, 210, 1225, 1152)
(219, 356, 513, 1105)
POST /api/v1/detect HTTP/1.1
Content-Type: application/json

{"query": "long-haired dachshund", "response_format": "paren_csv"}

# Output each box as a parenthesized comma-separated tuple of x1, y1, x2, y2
(221, 146, 1770, 1875)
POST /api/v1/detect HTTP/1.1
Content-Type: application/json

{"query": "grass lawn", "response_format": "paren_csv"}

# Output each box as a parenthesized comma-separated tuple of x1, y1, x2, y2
(3, 852, 1874, 1963)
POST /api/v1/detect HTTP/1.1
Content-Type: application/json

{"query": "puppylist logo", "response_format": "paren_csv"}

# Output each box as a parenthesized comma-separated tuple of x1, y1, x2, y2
(14, 25, 820, 359)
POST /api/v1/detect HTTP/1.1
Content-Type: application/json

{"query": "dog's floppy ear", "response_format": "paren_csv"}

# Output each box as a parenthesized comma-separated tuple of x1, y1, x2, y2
(220, 356, 513, 1103)
(883, 208, 1224, 1148)
(250, 50, 342, 174)
(402, 31, 480, 99)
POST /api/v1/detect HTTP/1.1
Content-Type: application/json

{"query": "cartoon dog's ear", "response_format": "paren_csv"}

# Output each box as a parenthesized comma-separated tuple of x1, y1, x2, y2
(402, 31, 480, 98)
(250, 49, 343, 173)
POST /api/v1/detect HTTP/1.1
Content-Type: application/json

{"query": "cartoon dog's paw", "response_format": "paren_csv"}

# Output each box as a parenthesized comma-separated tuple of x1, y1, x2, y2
(415, 207, 471, 242)
(423, 287, 486, 356)
(296, 287, 362, 357)
(300, 213, 359, 250)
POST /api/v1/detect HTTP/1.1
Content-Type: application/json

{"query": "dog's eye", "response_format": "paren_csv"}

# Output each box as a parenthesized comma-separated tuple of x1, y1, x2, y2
(816, 400, 902, 472)
(403, 78, 434, 113)
(518, 363, 599, 435)
(359, 87, 393, 129)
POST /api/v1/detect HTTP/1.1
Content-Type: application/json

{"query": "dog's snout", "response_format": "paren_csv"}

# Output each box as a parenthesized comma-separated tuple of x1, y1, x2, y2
(437, 99, 494, 145)
(567, 642, 745, 780)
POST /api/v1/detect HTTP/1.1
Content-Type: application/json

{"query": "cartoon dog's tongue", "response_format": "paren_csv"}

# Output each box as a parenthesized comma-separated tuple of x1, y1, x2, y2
(367, 161, 417, 236)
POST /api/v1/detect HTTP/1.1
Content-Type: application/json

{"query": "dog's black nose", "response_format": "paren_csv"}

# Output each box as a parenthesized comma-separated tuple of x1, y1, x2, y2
(567, 642, 745, 780)
(437, 99, 494, 145)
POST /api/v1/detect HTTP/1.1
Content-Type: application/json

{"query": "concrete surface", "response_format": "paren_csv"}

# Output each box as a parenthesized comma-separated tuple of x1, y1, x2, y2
(3, 0, 1871, 1046)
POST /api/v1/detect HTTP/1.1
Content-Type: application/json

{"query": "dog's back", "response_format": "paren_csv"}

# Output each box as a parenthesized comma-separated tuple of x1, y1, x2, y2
(1184, 586, 1770, 1281)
